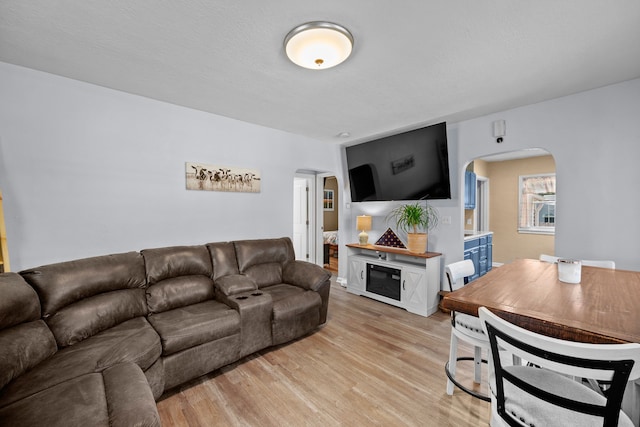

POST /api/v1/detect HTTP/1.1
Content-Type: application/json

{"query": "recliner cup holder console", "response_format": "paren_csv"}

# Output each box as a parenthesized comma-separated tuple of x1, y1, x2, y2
(236, 292, 264, 300)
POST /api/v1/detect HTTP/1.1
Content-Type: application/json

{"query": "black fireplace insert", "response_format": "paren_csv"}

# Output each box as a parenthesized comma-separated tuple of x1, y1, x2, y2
(366, 263, 401, 301)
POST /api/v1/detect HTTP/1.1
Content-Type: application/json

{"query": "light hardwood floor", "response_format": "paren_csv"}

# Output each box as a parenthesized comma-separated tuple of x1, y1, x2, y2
(157, 278, 490, 426)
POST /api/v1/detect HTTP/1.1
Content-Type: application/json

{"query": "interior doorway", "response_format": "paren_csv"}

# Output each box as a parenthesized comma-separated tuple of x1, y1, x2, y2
(293, 174, 315, 262)
(320, 175, 339, 272)
(293, 172, 339, 270)
(465, 149, 556, 264)
(474, 176, 489, 233)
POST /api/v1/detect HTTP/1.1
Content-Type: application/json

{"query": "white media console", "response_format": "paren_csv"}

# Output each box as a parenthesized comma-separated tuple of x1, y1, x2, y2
(346, 244, 441, 317)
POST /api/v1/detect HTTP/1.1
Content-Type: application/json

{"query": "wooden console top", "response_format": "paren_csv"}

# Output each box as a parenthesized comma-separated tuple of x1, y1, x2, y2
(346, 243, 441, 259)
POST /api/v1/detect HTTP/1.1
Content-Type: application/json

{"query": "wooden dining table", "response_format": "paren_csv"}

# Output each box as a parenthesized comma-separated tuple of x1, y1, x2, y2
(441, 258, 640, 425)
(441, 258, 640, 344)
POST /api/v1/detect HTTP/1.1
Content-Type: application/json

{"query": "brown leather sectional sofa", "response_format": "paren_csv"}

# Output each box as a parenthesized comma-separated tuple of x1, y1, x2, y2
(0, 237, 331, 426)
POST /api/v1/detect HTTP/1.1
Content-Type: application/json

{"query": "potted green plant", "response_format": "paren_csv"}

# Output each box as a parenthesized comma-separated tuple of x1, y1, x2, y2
(387, 202, 439, 253)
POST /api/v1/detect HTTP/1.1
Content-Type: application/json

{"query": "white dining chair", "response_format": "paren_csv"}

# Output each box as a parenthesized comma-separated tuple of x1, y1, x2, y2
(479, 306, 640, 427)
(582, 259, 616, 269)
(577, 259, 616, 392)
(539, 254, 616, 390)
(539, 254, 559, 263)
(541, 255, 616, 270)
(444, 259, 490, 401)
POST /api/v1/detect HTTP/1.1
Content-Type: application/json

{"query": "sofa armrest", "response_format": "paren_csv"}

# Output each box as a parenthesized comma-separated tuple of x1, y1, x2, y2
(283, 260, 331, 291)
(103, 363, 161, 427)
(215, 274, 257, 296)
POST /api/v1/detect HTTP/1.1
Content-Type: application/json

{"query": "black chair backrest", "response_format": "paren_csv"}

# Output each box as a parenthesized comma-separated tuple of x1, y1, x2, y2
(479, 307, 640, 427)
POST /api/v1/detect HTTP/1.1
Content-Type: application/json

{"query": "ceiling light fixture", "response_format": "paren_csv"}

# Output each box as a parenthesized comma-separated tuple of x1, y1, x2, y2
(284, 21, 354, 70)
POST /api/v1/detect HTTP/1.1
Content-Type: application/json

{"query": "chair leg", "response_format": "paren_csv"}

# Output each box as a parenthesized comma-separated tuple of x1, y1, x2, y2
(474, 345, 482, 384)
(446, 332, 458, 395)
(445, 336, 491, 402)
(490, 398, 509, 427)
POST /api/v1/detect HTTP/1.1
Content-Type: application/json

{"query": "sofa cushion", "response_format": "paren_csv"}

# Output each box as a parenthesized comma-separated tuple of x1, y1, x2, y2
(234, 238, 295, 271)
(215, 274, 257, 296)
(0, 273, 41, 329)
(0, 363, 160, 427)
(263, 284, 322, 319)
(148, 300, 240, 356)
(146, 275, 215, 314)
(20, 252, 146, 317)
(102, 363, 161, 427)
(0, 316, 161, 408)
(259, 283, 303, 303)
(234, 238, 296, 288)
(207, 241, 239, 281)
(260, 284, 322, 345)
(0, 321, 57, 391)
(142, 245, 216, 315)
(0, 273, 57, 391)
(244, 263, 284, 288)
(142, 245, 212, 284)
(0, 372, 109, 426)
(47, 288, 147, 347)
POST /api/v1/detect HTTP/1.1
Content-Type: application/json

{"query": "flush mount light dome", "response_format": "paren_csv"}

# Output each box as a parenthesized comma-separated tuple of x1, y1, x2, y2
(284, 21, 354, 70)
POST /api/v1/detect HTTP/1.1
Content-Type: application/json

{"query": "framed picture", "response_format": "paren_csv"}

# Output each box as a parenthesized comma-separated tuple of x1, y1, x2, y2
(186, 162, 261, 193)
(391, 154, 415, 175)
(323, 190, 334, 211)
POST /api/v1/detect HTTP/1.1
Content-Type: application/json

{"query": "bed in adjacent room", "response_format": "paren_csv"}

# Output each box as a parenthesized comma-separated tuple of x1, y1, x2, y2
(323, 231, 338, 271)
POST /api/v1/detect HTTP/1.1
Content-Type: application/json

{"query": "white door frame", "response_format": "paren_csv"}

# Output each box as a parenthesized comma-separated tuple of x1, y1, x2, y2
(474, 176, 489, 232)
(293, 173, 317, 263)
(294, 172, 339, 268)
(316, 173, 336, 266)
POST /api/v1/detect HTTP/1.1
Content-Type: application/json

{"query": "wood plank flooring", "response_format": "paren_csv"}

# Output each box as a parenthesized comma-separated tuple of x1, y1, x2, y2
(157, 278, 490, 426)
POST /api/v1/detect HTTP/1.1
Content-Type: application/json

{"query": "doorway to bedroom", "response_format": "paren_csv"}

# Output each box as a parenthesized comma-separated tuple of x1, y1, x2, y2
(292, 173, 339, 272)
(321, 176, 339, 272)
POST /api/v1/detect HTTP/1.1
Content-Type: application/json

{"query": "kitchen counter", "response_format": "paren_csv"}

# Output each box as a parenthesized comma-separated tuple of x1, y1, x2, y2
(463, 230, 493, 241)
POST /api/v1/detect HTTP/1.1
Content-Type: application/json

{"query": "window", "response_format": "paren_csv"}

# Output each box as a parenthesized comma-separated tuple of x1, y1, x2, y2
(518, 174, 555, 235)
(323, 189, 334, 211)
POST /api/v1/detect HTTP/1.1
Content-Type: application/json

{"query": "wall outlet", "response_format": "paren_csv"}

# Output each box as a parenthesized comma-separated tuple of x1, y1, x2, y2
(467, 218, 472, 225)
(442, 216, 452, 225)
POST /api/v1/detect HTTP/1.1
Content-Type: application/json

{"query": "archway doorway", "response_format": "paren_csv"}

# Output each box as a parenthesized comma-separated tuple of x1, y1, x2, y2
(465, 149, 556, 265)
(320, 175, 339, 272)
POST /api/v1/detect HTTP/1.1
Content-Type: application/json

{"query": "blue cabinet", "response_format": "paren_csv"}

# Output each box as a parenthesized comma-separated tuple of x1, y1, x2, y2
(464, 233, 492, 283)
(464, 171, 476, 209)
(478, 236, 488, 276)
(463, 246, 480, 283)
(486, 234, 493, 273)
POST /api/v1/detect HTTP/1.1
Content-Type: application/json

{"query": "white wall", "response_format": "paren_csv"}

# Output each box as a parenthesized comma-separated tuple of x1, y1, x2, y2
(0, 62, 340, 270)
(2, 61, 638, 274)
(338, 78, 640, 277)
(456, 79, 640, 271)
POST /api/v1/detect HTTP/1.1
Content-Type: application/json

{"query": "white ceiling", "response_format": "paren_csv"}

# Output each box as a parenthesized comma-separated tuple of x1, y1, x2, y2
(1, 1, 640, 144)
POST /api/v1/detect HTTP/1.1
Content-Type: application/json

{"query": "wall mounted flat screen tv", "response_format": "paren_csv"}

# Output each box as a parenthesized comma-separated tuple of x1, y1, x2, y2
(345, 122, 451, 202)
